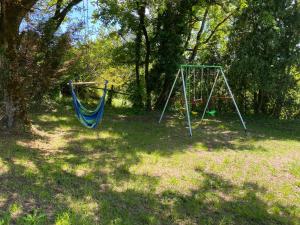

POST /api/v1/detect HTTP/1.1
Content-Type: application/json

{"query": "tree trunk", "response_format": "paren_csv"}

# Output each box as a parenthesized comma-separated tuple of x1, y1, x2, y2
(107, 85, 114, 106)
(138, 3, 151, 111)
(0, 0, 81, 129)
(273, 97, 283, 118)
(133, 2, 144, 108)
(3, 89, 14, 128)
(155, 76, 174, 109)
(0, 0, 35, 129)
(134, 32, 143, 107)
(145, 50, 151, 111)
(255, 89, 268, 115)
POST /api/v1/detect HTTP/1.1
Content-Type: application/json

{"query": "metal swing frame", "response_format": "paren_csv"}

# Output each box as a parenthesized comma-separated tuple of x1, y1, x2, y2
(159, 64, 247, 137)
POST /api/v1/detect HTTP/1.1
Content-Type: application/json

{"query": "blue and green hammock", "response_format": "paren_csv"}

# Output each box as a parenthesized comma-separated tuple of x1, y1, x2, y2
(69, 80, 108, 128)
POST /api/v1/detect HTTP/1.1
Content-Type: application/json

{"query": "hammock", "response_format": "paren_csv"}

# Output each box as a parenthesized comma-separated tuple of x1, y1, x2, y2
(69, 80, 108, 128)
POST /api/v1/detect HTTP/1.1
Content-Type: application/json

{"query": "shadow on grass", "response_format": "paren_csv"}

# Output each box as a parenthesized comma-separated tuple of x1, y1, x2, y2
(30, 108, 257, 154)
(0, 140, 298, 224)
(0, 104, 299, 224)
(34, 104, 299, 154)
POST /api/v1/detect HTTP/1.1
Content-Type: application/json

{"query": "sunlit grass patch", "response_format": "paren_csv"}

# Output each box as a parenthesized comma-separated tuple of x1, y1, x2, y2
(288, 161, 300, 178)
(37, 114, 71, 123)
(12, 158, 39, 175)
(54, 210, 94, 225)
(0, 159, 9, 175)
(9, 203, 23, 220)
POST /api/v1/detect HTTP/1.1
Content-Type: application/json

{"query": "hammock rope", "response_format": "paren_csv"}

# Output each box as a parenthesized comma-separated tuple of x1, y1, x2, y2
(69, 80, 108, 128)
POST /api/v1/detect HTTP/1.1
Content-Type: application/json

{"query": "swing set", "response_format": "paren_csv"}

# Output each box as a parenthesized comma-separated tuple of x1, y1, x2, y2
(159, 64, 247, 136)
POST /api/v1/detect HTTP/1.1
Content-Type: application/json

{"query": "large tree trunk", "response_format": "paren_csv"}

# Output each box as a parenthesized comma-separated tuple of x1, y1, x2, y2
(1, 2, 14, 128)
(0, 0, 36, 129)
(253, 89, 268, 115)
(133, 2, 144, 108)
(144, 40, 151, 111)
(154, 1, 201, 109)
(134, 31, 143, 108)
(3, 90, 14, 128)
(0, 0, 82, 129)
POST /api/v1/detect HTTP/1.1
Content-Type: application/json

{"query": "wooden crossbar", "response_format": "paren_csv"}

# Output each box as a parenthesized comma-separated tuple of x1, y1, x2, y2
(68, 82, 130, 96)
(70, 81, 98, 85)
(87, 86, 130, 96)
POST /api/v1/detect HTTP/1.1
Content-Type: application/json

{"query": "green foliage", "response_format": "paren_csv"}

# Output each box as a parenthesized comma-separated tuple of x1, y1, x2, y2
(0, 212, 11, 225)
(150, 0, 202, 107)
(90, 0, 299, 117)
(19, 210, 47, 225)
(66, 32, 131, 88)
(227, 0, 300, 117)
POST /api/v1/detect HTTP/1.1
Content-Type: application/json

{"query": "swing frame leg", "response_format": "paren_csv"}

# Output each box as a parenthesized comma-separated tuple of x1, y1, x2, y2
(159, 70, 180, 124)
(181, 68, 193, 137)
(158, 68, 192, 137)
(220, 69, 247, 132)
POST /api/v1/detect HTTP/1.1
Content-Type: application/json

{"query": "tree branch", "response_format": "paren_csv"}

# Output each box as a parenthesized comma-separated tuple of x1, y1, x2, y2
(55, 0, 63, 18)
(20, 0, 38, 9)
(188, 4, 210, 62)
(52, 0, 82, 30)
(201, 11, 233, 45)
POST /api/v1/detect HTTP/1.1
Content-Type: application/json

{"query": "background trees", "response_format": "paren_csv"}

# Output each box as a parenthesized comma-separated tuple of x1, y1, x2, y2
(0, 0, 299, 130)
(228, 0, 300, 117)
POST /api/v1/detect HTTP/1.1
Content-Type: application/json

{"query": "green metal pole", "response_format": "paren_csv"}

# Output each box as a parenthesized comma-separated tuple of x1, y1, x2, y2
(186, 67, 191, 115)
(220, 68, 247, 131)
(181, 68, 193, 137)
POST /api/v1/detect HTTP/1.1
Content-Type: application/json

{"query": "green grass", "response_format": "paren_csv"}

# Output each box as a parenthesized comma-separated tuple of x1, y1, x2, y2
(0, 101, 299, 225)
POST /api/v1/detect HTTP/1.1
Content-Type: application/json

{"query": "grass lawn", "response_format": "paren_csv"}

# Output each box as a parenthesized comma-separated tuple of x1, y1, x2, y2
(0, 101, 299, 225)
